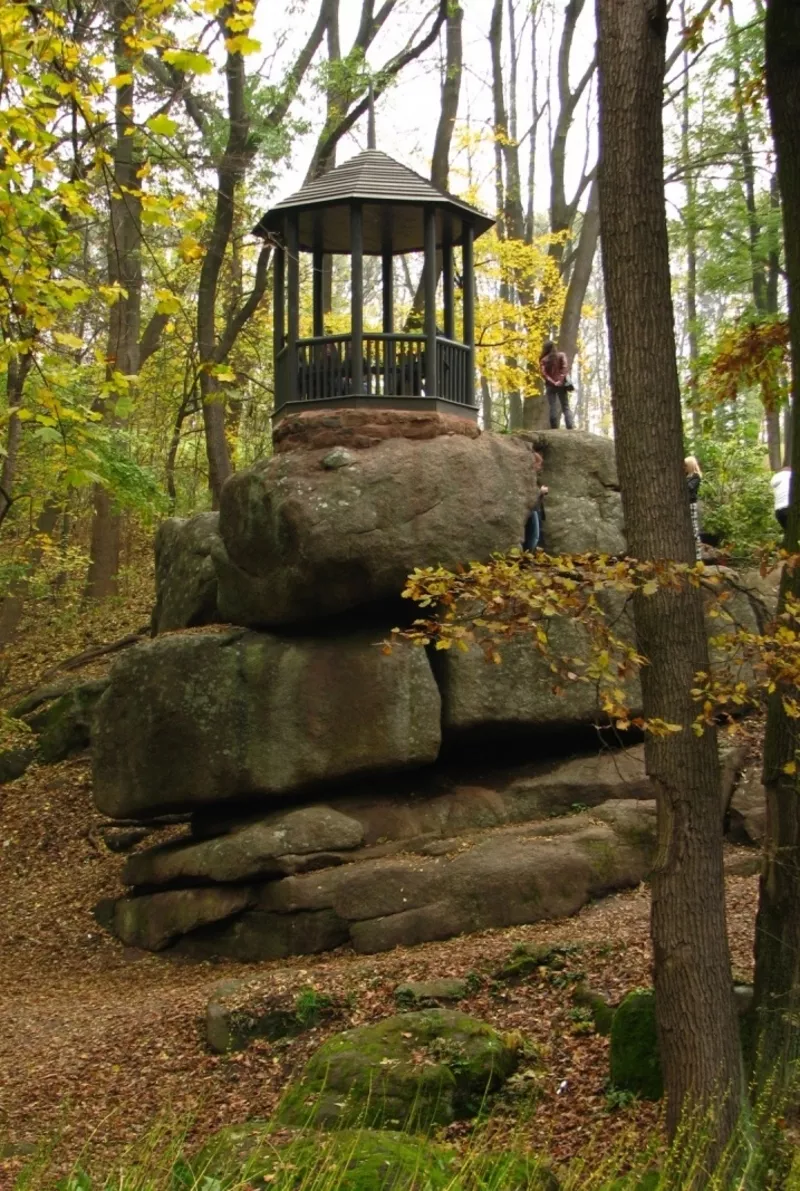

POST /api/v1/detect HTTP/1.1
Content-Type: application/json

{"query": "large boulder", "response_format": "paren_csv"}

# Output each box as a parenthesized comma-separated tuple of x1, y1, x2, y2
(172, 799, 656, 959)
(274, 1009, 520, 1130)
(123, 806, 365, 886)
(113, 886, 253, 951)
(435, 622, 641, 741)
(530, 430, 626, 555)
(152, 512, 222, 634)
(214, 432, 537, 628)
(92, 628, 441, 819)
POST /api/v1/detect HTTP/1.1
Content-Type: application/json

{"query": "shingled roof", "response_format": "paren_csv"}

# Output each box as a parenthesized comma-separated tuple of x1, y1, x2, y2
(253, 148, 494, 255)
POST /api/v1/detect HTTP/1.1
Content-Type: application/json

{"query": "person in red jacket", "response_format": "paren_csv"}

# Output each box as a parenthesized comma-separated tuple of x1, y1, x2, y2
(539, 340, 574, 429)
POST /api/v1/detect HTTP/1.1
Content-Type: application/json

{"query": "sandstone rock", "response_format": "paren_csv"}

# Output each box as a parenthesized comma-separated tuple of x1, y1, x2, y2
(272, 407, 482, 453)
(254, 800, 656, 956)
(101, 825, 151, 853)
(435, 623, 640, 741)
(728, 771, 766, 846)
(275, 1010, 519, 1130)
(113, 886, 253, 950)
(92, 628, 440, 818)
(123, 807, 365, 886)
(152, 512, 222, 634)
(190, 745, 653, 853)
(393, 979, 470, 1007)
(215, 432, 537, 627)
(175, 907, 349, 962)
(529, 430, 626, 556)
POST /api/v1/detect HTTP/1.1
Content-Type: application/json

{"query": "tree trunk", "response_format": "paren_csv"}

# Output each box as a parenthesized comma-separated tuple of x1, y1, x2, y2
(406, 2, 463, 323)
(752, 0, 800, 1101)
(0, 351, 33, 518)
(86, 0, 142, 599)
(596, 0, 744, 1151)
(680, 0, 701, 441)
(557, 177, 599, 371)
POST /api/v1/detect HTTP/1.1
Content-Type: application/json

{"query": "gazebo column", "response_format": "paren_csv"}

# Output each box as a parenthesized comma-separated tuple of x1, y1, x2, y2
(424, 208, 437, 398)
(312, 248, 324, 337)
(382, 251, 394, 332)
(462, 226, 475, 406)
(286, 213, 299, 403)
(382, 246, 394, 396)
(442, 239, 454, 339)
(273, 243, 285, 409)
(351, 202, 364, 395)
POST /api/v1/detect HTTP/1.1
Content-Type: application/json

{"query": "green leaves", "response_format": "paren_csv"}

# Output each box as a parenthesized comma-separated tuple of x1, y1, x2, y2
(146, 113, 179, 137)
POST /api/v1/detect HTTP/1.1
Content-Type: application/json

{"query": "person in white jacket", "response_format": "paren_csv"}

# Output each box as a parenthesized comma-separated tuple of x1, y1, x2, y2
(771, 464, 792, 532)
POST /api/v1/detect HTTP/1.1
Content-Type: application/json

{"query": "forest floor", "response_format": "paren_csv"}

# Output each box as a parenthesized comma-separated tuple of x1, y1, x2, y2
(0, 574, 764, 1185)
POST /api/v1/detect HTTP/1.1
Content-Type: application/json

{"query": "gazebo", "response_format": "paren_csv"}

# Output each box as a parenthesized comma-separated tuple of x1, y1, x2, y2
(254, 142, 494, 422)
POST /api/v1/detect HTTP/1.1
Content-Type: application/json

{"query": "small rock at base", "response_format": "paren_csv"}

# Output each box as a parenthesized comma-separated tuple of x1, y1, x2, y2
(394, 978, 469, 1007)
(321, 447, 356, 469)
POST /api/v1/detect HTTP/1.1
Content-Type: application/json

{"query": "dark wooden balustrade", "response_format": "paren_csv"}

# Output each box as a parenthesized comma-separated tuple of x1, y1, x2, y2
(278, 332, 473, 412)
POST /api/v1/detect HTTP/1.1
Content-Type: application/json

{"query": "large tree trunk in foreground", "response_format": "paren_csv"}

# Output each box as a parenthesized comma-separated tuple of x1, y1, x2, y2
(596, 0, 743, 1150)
(752, 0, 800, 1100)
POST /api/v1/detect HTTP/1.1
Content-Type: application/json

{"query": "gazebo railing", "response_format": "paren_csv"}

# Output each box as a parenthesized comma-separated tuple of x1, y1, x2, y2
(279, 332, 473, 408)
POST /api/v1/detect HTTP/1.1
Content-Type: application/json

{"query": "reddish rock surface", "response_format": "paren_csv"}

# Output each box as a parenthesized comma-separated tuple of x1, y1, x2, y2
(273, 408, 481, 453)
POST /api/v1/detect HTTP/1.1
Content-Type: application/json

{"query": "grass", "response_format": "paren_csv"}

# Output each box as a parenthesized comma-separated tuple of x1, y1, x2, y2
(7, 1089, 800, 1191)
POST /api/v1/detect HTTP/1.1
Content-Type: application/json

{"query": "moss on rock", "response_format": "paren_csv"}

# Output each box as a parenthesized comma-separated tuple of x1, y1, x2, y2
(609, 989, 663, 1101)
(275, 1010, 520, 1132)
(195, 1125, 558, 1190)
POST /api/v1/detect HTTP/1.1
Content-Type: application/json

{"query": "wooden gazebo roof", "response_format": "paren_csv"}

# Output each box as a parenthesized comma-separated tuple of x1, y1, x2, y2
(253, 148, 494, 255)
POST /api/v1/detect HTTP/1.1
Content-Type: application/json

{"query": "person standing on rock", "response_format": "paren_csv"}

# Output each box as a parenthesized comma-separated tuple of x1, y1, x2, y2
(540, 340, 575, 430)
(771, 463, 792, 534)
(684, 455, 703, 560)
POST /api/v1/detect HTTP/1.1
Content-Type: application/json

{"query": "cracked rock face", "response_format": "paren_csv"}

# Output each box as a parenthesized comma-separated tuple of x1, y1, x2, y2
(528, 430, 626, 556)
(92, 628, 441, 818)
(214, 432, 538, 628)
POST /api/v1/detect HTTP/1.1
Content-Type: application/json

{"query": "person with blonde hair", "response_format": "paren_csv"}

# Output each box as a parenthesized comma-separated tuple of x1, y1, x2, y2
(684, 455, 703, 559)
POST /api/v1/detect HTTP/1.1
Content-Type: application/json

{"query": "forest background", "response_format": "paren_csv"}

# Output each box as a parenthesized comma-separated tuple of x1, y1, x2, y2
(0, 0, 786, 624)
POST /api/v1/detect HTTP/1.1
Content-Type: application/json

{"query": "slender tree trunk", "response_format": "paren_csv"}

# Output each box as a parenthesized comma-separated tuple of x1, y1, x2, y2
(557, 178, 599, 372)
(596, 0, 744, 1152)
(86, 0, 142, 598)
(729, 9, 781, 468)
(407, 2, 463, 322)
(752, 0, 800, 1100)
(680, 0, 701, 441)
(0, 351, 33, 518)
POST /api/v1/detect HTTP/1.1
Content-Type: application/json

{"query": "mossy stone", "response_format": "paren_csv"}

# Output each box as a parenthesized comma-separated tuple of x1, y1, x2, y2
(609, 989, 663, 1101)
(573, 984, 616, 1036)
(195, 1126, 458, 1189)
(27, 679, 107, 764)
(275, 1009, 520, 1132)
(495, 942, 581, 983)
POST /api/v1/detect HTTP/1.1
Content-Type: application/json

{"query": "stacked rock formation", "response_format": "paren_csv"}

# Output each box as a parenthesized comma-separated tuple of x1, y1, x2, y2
(92, 412, 758, 959)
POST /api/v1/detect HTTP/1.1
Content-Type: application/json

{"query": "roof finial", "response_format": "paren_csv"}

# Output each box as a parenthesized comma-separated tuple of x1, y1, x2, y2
(367, 82, 376, 150)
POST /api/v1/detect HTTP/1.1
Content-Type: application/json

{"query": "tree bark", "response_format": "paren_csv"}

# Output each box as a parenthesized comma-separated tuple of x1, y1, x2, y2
(557, 177, 599, 371)
(680, 0, 701, 440)
(86, 0, 142, 599)
(596, 0, 743, 1151)
(0, 351, 33, 519)
(752, 0, 800, 1101)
